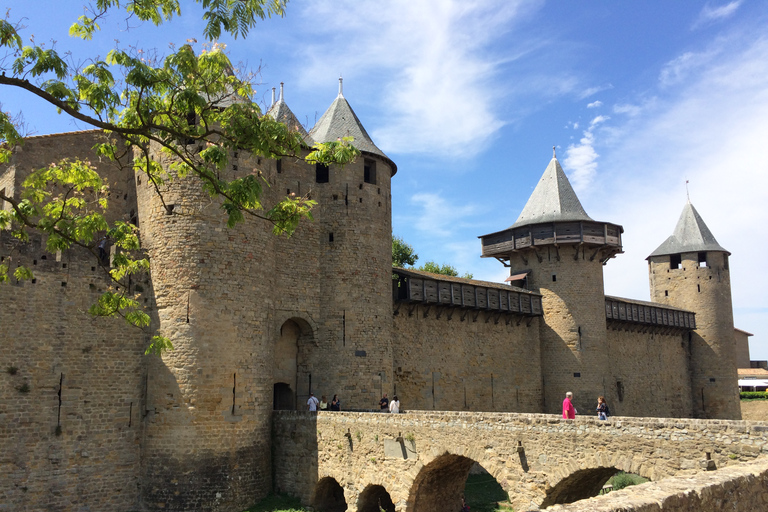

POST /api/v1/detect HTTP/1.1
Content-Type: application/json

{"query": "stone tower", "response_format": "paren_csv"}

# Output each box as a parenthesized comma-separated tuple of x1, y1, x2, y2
(647, 201, 740, 419)
(136, 80, 396, 511)
(479, 150, 623, 414)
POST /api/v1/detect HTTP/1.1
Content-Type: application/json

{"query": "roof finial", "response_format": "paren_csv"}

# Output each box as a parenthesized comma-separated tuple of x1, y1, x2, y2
(271, 87, 276, 107)
(685, 179, 690, 203)
(553, 145, 557, 159)
(279, 82, 284, 102)
(338, 75, 343, 97)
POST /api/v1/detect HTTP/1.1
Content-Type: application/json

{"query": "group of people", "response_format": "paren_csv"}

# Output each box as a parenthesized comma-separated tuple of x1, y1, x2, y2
(307, 393, 341, 412)
(379, 393, 400, 413)
(562, 391, 610, 420)
(306, 393, 402, 413)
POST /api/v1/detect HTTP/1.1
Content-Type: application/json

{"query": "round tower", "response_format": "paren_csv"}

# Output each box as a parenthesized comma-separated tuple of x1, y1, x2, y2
(479, 149, 623, 415)
(647, 201, 740, 419)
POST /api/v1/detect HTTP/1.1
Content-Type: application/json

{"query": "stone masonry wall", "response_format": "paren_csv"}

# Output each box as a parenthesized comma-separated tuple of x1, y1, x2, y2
(392, 306, 542, 412)
(548, 457, 768, 512)
(0, 232, 146, 512)
(273, 410, 768, 512)
(649, 251, 740, 419)
(605, 329, 694, 418)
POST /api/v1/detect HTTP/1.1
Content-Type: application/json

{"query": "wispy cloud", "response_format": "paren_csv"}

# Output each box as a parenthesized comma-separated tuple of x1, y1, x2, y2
(579, 84, 613, 99)
(292, 0, 547, 158)
(612, 103, 642, 117)
(659, 48, 720, 86)
(693, 1, 743, 29)
(563, 115, 609, 191)
(587, 100, 602, 108)
(409, 192, 478, 237)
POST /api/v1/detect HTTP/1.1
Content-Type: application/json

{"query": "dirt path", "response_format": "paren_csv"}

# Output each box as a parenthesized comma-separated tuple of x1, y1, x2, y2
(741, 400, 768, 420)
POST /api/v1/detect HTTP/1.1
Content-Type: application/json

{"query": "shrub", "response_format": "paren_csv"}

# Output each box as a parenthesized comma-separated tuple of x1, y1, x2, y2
(740, 391, 768, 400)
(610, 471, 647, 491)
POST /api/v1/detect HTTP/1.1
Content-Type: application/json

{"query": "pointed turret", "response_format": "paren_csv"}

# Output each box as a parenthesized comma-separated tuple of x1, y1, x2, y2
(648, 201, 729, 258)
(647, 200, 739, 419)
(512, 152, 594, 228)
(309, 78, 396, 174)
(265, 82, 311, 140)
(479, 149, 624, 417)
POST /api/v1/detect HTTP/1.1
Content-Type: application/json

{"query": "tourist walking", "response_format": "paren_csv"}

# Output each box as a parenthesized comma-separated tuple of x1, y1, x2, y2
(562, 391, 576, 419)
(319, 395, 328, 411)
(388, 395, 400, 414)
(596, 396, 610, 420)
(330, 394, 340, 411)
(307, 392, 319, 412)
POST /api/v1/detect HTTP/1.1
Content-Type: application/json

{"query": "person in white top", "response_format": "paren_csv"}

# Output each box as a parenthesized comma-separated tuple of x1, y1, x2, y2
(307, 392, 319, 412)
(388, 395, 400, 414)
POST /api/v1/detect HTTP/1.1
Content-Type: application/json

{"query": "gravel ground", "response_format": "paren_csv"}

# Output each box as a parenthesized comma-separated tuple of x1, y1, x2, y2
(741, 400, 768, 420)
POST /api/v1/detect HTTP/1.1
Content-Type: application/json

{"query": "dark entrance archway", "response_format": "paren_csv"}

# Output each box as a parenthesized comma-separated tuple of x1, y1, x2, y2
(313, 476, 347, 512)
(357, 484, 395, 512)
(273, 382, 294, 410)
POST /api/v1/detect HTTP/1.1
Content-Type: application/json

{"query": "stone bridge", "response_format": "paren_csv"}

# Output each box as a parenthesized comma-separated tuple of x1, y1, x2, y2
(272, 411, 768, 512)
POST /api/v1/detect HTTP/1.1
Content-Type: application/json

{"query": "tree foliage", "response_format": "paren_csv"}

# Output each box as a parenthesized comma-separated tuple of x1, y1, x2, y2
(419, 261, 473, 280)
(0, 1, 358, 355)
(392, 234, 418, 267)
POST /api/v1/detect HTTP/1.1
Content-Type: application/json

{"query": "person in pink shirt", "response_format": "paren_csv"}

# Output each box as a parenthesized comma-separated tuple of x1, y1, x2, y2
(562, 391, 576, 419)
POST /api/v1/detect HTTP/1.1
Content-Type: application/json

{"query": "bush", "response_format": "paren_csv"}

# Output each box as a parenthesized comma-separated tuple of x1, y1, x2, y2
(740, 391, 768, 400)
(610, 472, 647, 491)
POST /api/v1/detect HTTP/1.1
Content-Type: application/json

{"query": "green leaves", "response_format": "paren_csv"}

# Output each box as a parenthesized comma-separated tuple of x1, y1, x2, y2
(307, 137, 361, 167)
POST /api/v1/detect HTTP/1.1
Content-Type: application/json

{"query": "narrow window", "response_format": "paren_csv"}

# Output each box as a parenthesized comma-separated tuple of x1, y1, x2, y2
(276, 159, 282, 174)
(316, 163, 329, 183)
(664, 290, 668, 297)
(329, 233, 334, 242)
(697, 284, 701, 293)
(723, 254, 729, 270)
(616, 380, 624, 402)
(670, 254, 681, 270)
(573, 372, 581, 378)
(551, 274, 557, 282)
(698, 252, 707, 268)
(364, 158, 376, 184)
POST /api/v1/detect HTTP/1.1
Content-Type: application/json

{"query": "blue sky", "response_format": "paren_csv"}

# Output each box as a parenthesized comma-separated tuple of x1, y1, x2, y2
(3, 1, 767, 359)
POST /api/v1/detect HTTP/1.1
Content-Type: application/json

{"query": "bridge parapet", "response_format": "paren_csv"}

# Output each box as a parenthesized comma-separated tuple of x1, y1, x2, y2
(273, 410, 768, 512)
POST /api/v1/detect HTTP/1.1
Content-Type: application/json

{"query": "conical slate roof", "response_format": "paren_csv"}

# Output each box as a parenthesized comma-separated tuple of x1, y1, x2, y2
(309, 79, 393, 166)
(648, 201, 729, 258)
(511, 154, 593, 228)
(265, 83, 311, 141)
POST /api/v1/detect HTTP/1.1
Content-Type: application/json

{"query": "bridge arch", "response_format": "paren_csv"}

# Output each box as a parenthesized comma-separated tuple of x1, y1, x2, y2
(312, 476, 347, 512)
(405, 452, 509, 512)
(357, 484, 395, 512)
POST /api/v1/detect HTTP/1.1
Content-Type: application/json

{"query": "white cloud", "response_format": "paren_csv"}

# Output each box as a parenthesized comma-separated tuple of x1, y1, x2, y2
(409, 192, 477, 237)
(563, 115, 609, 191)
(693, 1, 743, 29)
(659, 49, 720, 87)
(579, 84, 613, 99)
(612, 103, 642, 116)
(292, 0, 544, 158)
(587, 100, 602, 108)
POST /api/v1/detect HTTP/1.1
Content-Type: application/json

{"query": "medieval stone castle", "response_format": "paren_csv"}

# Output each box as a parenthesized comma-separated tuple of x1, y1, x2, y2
(0, 80, 743, 511)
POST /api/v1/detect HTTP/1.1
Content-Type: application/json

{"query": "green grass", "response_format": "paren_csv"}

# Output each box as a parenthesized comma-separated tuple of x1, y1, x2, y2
(608, 472, 648, 491)
(463, 473, 514, 512)
(241, 494, 309, 512)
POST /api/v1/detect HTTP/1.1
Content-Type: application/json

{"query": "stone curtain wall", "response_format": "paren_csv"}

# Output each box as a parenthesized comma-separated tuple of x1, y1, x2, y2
(273, 410, 768, 512)
(548, 458, 768, 512)
(392, 308, 543, 412)
(0, 233, 146, 511)
(605, 329, 694, 418)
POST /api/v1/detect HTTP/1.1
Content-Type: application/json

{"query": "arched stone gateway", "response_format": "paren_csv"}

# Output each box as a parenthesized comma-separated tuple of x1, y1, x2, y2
(313, 476, 347, 512)
(274, 318, 315, 410)
(357, 484, 395, 512)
